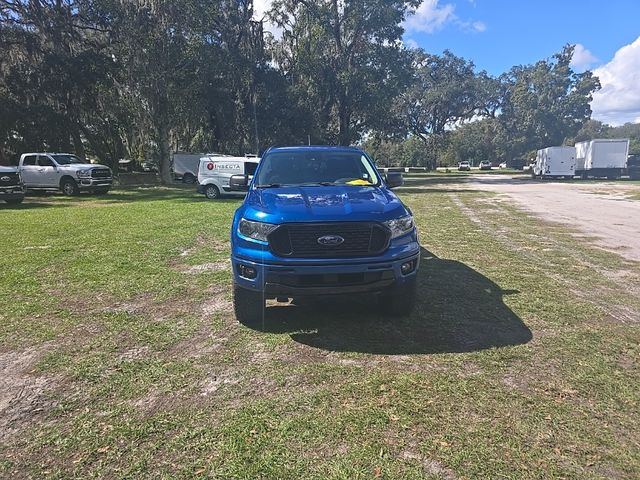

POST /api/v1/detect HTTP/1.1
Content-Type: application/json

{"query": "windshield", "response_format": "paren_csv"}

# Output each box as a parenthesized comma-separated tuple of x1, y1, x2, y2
(51, 154, 84, 165)
(255, 150, 380, 187)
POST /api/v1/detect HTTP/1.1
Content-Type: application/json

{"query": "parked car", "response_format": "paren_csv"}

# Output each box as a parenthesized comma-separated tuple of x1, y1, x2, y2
(197, 155, 260, 199)
(0, 166, 25, 204)
(507, 159, 527, 170)
(141, 160, 158, 172)
(230, 146, 420, 323)
(479, 160, 492, 170)
(458, 161, 471, 171)
(18, 153, 112, 195)
(499, 162, 508, 169)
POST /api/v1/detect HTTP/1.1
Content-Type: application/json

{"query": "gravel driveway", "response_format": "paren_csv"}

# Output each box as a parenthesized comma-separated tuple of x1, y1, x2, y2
(465, 175, 640, 262)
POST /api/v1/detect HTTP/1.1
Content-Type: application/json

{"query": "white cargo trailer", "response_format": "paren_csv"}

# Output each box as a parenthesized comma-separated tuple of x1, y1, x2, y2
(533, 146, 576, 179)
(575, 141, 589, 173)
(575, 139, 629, 179)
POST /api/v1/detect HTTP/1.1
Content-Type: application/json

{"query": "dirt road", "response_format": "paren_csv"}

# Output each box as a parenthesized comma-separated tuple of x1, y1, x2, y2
(463, 175, 640, 262)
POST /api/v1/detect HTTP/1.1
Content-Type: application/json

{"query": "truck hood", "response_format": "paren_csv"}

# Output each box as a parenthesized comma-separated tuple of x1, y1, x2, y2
(58, 163, 110, 170)
(242, 185, 408, 223)
(0, 166, 18, 173)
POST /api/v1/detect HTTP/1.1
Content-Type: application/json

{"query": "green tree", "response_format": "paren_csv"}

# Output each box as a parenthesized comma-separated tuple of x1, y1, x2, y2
(395, 49, 491, 168)
(269, 0, 418, 145)
(0, 0, 118, 165)
(499, 44, 601, 159)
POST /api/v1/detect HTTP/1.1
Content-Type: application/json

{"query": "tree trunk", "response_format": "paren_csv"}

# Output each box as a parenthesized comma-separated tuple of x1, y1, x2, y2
(72, 125, 86, 161)
(157, 122, 173, 185)
(337, 95, 351, 146)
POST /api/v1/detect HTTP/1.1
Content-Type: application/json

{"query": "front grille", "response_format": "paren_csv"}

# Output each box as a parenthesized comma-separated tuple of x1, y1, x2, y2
(0, 172, 20, 186)
(268, 222, 390, 258)
(91, 168, 111, 179)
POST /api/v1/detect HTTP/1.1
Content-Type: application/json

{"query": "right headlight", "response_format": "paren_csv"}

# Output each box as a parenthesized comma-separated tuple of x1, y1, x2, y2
(238, 218, 278, 243)
(76, 169, 92, 178)
(384, 215, 414, 239)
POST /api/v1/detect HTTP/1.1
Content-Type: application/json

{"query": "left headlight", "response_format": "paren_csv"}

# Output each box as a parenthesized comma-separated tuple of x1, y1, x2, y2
(238, 218, 279, 243)
(384, 215, 414, 239)
(76, 169, 92, 178)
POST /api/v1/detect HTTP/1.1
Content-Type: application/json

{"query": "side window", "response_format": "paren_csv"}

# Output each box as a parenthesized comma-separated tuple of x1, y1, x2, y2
(38, 156, 54, 167)
(22, 155, 37, 166)
(244, 162, 258, 176)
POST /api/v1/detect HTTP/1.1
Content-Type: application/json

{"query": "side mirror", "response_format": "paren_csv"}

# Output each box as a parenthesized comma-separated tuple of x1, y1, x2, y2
(229, 174, 249, 191)
(385, 172, 404, 189)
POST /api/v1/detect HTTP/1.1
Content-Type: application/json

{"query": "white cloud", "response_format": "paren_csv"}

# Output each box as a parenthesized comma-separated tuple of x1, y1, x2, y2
(404, 0, 456, 34)
(403, 0, 486, 35)
(458, 20, 486, 33)
(570, 43, 598, 72)
(591, 36, 640, 126)
(404, 38, 420, 50)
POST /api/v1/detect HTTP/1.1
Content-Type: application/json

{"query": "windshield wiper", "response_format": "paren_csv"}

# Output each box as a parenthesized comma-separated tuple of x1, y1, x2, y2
(298, 182, 336, 186)
(256, 183, 282, 189)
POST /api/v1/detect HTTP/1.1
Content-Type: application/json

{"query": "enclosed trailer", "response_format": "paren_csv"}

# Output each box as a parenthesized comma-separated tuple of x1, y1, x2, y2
(575, 141, 589, 173)
(533, 146, 576, 179)
(172, 152, 233, 183)
(575, 139, 629, 179)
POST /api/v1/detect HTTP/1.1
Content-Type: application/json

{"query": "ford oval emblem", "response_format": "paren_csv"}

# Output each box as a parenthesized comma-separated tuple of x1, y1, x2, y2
(317, 235, 345, 246)
(0, 176, 10, 182)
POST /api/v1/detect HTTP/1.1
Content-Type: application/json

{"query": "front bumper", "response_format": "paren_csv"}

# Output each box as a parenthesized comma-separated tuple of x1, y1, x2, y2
(78, 178, 112, 190)
(232, 249, 420, 297)
(0, 186, 24, 199)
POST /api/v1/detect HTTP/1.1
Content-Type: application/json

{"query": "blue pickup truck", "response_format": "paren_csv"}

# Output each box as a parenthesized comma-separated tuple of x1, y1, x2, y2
(230, 146, 420, 323)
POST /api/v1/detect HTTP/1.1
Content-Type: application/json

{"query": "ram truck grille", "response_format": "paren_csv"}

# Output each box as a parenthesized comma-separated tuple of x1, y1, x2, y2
(0, 173, 20, 186)
(268, 222, 390, 258)
(91, 168, 111, 179)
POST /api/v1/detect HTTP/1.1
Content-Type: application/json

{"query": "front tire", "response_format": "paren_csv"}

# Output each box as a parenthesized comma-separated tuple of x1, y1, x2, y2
(61, 178, 79, 196)
(233, 284, 265, 324)
(380, 279, 417, 317)
(205, 184, 221, 200)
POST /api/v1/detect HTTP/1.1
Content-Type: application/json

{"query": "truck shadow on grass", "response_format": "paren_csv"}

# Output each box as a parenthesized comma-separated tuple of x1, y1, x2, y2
(245, 248, 532, 354)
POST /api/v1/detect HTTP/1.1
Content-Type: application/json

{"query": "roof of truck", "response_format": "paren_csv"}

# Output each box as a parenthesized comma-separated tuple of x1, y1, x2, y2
(266, 146, 364, 153)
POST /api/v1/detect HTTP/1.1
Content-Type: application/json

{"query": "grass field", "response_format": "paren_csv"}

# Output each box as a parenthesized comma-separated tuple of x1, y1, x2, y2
(1, 181, 639, 479)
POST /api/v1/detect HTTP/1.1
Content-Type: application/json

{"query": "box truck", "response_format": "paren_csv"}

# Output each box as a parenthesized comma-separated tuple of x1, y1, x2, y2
(532, 146, 576, 179)
(575, 139, 629, 179)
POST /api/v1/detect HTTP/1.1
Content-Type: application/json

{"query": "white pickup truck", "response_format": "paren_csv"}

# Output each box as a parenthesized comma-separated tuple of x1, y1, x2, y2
(19, 153, 112, 195)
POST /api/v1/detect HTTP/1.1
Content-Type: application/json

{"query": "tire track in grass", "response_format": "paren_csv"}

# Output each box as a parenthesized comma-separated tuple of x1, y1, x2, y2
(449, 192, 640, 324)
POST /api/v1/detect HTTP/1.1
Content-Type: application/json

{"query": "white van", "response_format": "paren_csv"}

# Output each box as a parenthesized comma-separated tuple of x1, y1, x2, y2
(197, 156, 259, 199)
(533, 147, 576, 179)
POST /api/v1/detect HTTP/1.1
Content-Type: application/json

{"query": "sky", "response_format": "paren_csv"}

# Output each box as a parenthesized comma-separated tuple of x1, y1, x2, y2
(254, 0, 640, 126)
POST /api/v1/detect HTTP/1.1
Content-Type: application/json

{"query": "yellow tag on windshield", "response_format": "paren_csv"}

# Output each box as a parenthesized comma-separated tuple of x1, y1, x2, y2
(346, 179, 372, 186)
